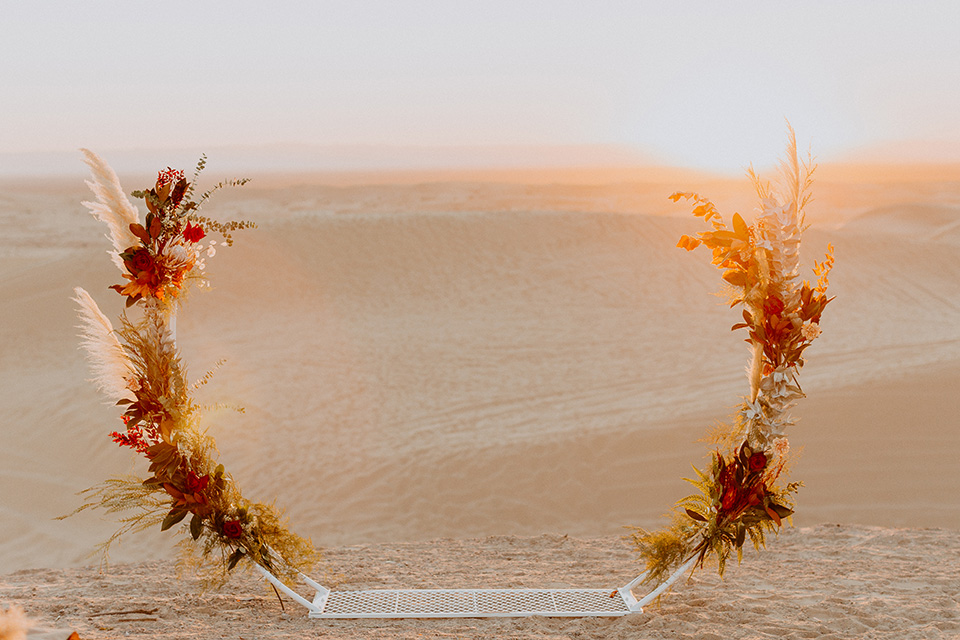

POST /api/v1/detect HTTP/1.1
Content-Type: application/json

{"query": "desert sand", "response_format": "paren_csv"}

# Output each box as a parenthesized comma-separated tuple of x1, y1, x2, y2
(2, 526, 959, 639)
(1, 164, 959, 637)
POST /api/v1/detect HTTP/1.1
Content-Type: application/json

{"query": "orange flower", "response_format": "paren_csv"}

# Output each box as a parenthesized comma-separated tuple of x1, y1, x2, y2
(120, 271, 163, 300)
(163, 481, 209, 511)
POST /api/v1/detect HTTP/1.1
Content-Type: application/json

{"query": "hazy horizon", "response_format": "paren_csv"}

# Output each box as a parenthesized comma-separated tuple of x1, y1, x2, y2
(3, 140, 960, 180)
(3, 2, 959, 174)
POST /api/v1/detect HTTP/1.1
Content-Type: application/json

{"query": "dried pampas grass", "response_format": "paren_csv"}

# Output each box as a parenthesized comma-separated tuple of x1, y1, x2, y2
(80, 149, 141, 272)
(0, 604, 33, 640)
(73, 286, 134, 402)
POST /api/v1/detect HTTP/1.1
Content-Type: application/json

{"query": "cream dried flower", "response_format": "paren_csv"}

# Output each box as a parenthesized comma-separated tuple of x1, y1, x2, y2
(163, 243, 190, 262)
(161, 242, 195, 272)
(801, 322, 822, 341)
(772, 437, 790, 460)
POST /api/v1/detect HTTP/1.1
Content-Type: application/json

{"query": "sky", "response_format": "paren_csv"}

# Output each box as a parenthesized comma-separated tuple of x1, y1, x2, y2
(2, 1, 959, 173)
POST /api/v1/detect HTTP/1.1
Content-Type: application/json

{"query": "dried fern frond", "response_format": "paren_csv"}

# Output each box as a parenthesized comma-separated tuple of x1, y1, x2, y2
(175, 497, 320, 591)
(116, 309, 188, 409)
(628, 515, 699, 588)
(57, 476, 169, 564)
(249, 501, 321, 584)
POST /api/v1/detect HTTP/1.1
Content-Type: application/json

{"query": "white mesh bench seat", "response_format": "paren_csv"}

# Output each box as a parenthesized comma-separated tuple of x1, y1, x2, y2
(255, 554, 698, 618)
(318, 587, 632, 618)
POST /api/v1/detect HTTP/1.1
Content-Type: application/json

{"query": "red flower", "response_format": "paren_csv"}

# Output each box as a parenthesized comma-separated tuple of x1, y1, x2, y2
(182, 222, 206, 243)
(130, 248, 155, 273)
(222, 520, 243, 539)
(157, 167, 185, 188)
(748, 452, 768, 472)
(763, 295, 785, 316)
(185, 471, 209, 494)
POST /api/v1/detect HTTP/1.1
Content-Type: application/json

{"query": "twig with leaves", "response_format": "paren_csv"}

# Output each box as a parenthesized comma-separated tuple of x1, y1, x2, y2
(65, 152, 318, 589)
(631, 126, 834, 588)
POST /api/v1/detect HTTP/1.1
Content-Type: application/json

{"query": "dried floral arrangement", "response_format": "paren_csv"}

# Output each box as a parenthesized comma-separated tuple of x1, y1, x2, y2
(630, 128, 834, 586)
(66, 150, 318, 587)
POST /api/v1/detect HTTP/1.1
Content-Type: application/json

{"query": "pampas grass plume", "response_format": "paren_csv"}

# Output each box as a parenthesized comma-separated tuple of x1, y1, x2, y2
(80, 149, 141, 272)
(0, 604, 33, 640)
(74, 286, 134, 401)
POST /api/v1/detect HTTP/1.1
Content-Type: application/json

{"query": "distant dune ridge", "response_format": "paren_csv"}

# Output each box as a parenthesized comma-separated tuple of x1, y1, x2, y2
(1, 165, 958, 637)
(0, 144, 661, 178)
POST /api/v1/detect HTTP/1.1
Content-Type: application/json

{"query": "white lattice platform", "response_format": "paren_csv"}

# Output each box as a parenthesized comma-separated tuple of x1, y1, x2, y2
(255, 554, 698, 619)
(315, 587, 633, 618)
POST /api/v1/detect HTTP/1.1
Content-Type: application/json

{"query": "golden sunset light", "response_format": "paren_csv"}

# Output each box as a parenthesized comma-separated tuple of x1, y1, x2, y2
(1, 2, 959, 638)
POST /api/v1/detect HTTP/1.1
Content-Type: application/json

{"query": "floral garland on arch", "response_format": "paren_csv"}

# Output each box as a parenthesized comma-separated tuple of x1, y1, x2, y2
(630, 127, 834, 586)
(66, 150, 318, 587)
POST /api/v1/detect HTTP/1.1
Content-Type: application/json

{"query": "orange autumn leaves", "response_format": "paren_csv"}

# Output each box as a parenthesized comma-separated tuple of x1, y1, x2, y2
(111, 169, 209, 306)
(674, 191, 766, 290)
(631, 130, 834, 588)
(671, 190, 833, 375)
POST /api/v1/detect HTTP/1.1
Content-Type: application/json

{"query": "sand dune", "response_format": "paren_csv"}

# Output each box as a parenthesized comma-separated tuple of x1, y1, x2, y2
(844, 202, 960, 241)
(1, 169, 958, 584)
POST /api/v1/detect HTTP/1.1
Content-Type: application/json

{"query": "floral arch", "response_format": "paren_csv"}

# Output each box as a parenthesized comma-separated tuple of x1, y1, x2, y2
(69, 129, 832, 617)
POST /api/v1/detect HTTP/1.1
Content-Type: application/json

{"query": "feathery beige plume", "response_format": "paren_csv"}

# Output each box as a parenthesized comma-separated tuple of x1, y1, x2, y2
(74, 286, 135, 401)
(773, 121, 816, 230)
(778, 122, 801, 217)
(0, 604, 34, 640)
(80, 149, 142, 272)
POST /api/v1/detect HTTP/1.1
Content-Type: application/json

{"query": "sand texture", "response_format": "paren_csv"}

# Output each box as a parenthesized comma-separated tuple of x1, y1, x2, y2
(3, 526, 959, 639)
(1, 165, 959, 637)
